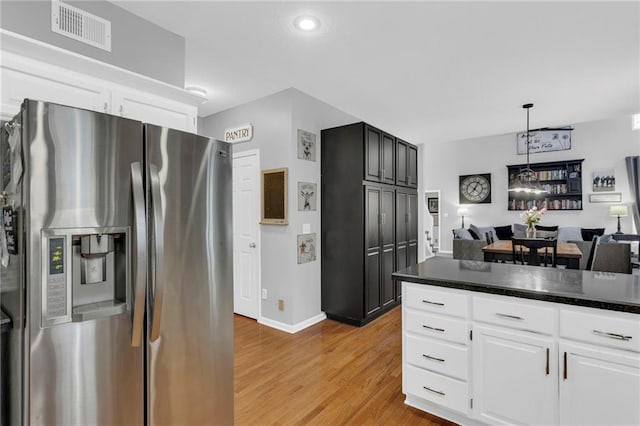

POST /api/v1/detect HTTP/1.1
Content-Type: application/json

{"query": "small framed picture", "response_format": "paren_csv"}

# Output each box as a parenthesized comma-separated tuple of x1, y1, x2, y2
(297, 233, 317, 264)
(427, 197, 439, 213)
(297, 129, 316, 161)
(592, 169, 615, 192)
(589, 192, 622, 203)
(297, 182, 317, 211)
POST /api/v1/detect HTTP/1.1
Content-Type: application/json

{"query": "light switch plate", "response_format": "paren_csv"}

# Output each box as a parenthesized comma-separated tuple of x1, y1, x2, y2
(303, 224, 311, 234)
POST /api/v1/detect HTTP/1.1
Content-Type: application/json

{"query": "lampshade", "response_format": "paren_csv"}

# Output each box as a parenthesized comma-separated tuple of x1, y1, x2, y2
(457, 207, 468, 217)
(609, 205, 628, 217)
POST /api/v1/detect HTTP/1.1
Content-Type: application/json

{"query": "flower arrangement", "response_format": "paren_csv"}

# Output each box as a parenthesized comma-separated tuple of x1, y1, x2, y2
(521, 206, 547, 225)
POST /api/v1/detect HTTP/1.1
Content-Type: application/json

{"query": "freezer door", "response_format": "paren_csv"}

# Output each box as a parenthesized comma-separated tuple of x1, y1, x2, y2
(22, 100, 144, 425)
(145, 124, 233, 425)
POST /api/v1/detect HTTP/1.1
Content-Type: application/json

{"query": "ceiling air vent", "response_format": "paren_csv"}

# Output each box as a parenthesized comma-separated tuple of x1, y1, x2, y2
(51, 0, 111, 52)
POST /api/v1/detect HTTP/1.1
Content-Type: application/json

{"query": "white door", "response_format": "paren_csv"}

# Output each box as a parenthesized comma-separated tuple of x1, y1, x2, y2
(559, 341, 640, 426)
(472, 325, 556, 426)
(232, 150, 260, 318)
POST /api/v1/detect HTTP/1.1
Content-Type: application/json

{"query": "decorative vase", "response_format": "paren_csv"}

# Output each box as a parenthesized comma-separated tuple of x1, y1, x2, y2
(526, 223, 536, 239)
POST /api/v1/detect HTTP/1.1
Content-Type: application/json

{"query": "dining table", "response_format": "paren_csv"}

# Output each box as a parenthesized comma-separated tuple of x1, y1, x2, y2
(482, 240, 583, 269)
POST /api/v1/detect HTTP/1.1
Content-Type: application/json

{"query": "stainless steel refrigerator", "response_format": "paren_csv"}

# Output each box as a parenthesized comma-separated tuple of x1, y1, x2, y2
(0, 99, 233, 425)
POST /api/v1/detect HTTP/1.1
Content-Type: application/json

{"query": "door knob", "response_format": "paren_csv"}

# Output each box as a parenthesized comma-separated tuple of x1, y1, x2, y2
(249, 242, 256, 248)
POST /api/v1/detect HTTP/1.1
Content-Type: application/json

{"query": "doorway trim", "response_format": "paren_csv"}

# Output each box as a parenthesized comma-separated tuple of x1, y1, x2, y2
(424, 189, 441, 258)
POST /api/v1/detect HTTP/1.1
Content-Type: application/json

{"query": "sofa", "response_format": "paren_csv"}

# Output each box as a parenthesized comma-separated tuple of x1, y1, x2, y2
(452, 224, 606, 268)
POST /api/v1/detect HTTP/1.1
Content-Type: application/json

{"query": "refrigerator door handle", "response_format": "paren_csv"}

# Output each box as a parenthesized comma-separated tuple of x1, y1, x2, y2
(149, 164, 165, 342)
(130, 162, 147, 347)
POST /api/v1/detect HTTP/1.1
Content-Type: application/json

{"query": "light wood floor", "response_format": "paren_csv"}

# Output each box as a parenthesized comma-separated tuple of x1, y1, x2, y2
(234, 306, 455, 425)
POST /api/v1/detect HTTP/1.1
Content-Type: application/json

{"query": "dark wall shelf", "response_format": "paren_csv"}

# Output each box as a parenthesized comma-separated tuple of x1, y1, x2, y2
(507, 159, 584, 211)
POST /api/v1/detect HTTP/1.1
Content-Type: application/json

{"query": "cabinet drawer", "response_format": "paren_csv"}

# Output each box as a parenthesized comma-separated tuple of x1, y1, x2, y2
(404, 364, 468, 415)
(472, 295, 555, 335)
(560, 309, 640, 352)
(405, 284, 469, 318)
(406, 334, 469, 381)
(405, 310, 468, 344)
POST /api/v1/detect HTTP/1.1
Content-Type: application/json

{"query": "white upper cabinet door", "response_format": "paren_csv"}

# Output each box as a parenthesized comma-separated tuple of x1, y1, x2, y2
(559, 341, 640, 426)
(112, 88, 197, 133)
(472, 324, 557, 426)
(1, 53, 110, 120)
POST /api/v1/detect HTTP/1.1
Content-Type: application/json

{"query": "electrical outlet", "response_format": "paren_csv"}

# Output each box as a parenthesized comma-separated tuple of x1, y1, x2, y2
(261, 289, 268, 300)
(278, 299, 285, 311)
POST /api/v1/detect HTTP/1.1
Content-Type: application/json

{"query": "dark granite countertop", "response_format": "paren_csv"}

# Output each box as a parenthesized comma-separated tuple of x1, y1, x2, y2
(392, 257, 640, 314)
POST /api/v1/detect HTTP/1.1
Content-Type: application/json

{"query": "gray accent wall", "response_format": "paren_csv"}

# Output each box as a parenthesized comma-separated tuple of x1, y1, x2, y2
(201, 88, 358, 327)
(0, 0, 185, 86)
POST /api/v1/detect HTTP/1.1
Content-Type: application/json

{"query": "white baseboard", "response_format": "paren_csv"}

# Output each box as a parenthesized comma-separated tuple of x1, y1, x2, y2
(258, 312, 327, 334)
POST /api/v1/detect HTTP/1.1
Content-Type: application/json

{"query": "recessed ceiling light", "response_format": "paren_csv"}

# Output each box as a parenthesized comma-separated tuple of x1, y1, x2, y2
(185, 86, 207, 98)
(294, 15, 320, 31)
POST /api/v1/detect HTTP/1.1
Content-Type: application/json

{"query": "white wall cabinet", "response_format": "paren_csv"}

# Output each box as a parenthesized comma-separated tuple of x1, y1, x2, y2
(1, 47, 198, 132)
(402, 281, 640, 426)
(472, 325, 556, 426)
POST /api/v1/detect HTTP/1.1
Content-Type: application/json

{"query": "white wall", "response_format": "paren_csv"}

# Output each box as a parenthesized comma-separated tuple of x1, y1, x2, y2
(201, 88, 357, 328)
(424, 115, 640, 254)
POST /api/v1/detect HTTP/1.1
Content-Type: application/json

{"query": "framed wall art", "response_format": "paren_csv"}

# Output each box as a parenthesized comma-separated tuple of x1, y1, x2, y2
(297, 182, 317, 211)
(516, 129, 572, 154)
(459, 173, 492, 204)
(592, 169, 616, 192)
(261, 167, 288, 225)
(297, 129, 316, 161)
(297, 233, 317, 264)
(427, 197, 439, 213)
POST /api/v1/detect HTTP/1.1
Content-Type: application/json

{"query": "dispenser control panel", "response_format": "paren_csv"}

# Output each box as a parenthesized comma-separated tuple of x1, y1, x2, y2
(46, 237, 67, 319)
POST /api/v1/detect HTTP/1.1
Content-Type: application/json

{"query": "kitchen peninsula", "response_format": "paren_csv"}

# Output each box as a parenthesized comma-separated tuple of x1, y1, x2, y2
(392, 257, 640, 426)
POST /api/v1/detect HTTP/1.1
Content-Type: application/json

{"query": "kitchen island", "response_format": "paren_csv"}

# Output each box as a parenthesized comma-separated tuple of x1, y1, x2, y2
(392, 257, 640, 426)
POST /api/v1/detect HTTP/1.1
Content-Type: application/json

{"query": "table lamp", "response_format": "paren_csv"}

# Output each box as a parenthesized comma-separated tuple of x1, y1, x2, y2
(457, 207, 469, 228)
(609, 205, 628, 234)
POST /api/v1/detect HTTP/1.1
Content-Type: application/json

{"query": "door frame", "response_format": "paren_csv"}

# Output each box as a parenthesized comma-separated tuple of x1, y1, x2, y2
(423, 189, 441, 258)
(232, 148, 262, 321)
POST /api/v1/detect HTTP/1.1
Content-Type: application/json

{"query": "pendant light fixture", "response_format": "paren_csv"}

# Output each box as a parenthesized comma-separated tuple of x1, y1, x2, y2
(508, 103, 547, 195)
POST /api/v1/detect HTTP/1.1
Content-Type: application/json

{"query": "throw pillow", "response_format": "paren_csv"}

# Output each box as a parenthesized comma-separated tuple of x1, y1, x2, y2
(494, 225, 513, 240)
(537, 230, 558, 240)
(469, 224, 498, 242)
(513, 223, 527, 238)
(535, 224, 559, 232)
(581, 228, 605, 242)
(557, 227, 583, 243)
(453, 228, 475, 240)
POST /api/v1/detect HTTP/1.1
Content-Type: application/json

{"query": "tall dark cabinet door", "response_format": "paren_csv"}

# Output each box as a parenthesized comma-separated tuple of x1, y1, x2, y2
(408, 145, 418, 188)
(382, 133, 395, 185)
(365, 186, 382, 316)
(408, 190, 418, 266)
(396, 140, 408, 186)
(365, 126, 382, 182)
(381, 188, 395, 307)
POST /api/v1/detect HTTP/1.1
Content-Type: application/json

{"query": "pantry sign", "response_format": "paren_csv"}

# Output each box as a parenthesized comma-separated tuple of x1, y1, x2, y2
(224, 123, 253, 143)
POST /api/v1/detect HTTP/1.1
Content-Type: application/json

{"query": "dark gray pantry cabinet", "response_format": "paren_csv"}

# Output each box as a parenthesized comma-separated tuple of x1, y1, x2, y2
(321, 122, 418, 326)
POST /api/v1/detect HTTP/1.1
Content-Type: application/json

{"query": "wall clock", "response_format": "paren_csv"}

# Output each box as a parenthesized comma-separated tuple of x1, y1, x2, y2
(459, 173, 492, 204)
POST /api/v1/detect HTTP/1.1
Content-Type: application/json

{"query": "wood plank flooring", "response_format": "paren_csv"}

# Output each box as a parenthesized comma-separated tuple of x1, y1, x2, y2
(234, 306, 455, 425)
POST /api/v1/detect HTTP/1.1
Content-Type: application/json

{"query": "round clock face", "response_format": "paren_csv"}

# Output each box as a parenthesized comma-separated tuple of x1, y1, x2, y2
(461, 175, 491, 203)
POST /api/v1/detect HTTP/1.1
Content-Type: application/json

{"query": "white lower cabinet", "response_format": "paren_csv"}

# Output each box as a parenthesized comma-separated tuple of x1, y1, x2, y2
(559, 341, 640, 426)
(402, 282, 640, 426)
(472, 325, 556, 425)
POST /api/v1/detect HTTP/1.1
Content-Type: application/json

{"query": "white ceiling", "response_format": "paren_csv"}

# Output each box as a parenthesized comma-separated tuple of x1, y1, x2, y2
(114, 1, 639, 144)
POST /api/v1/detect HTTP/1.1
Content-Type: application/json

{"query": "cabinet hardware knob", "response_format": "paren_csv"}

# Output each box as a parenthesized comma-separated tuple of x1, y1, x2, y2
(422, 299, 444, 306)
(422, 354, 445, 363)
(495, 313, 524, 321)
(563, 351, 568, 380)
(592, 329, 632, 341)
(422, 325, 445, 333)
(423, 386, 445, 396)
(545, 347, 550, 375)
(249, 242, 256, 248)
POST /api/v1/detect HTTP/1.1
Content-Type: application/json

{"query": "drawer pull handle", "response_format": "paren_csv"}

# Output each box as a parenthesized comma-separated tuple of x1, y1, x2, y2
(422, 299, 445, 306)
(495, 313, 524, 321)
(422, 325, 445, 333)
(423, 386, 445, 396)
(592, 329, 632, 341)
(422, 354, 445, 363)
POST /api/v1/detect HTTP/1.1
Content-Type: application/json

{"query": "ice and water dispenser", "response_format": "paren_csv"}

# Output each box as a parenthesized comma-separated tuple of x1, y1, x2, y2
(42, 228, 130, 327)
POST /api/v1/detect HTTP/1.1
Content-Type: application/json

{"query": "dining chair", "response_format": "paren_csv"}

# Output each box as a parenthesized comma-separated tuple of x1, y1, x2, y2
(512, 238, 558, 267)
(590, 238, 632, 274)
(485, 232, 495, 245)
